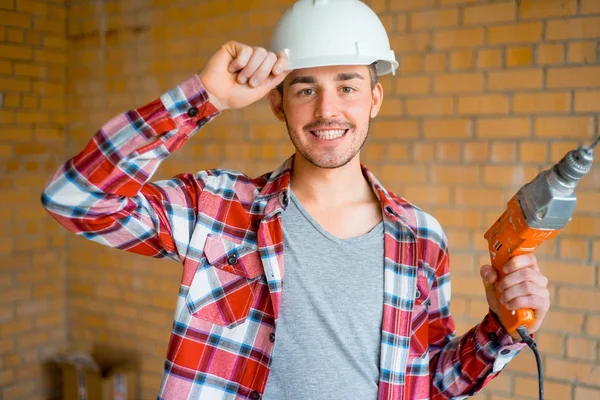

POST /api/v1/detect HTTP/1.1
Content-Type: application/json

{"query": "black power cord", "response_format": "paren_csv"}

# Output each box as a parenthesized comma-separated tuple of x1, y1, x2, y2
(516, 326, 544, 400)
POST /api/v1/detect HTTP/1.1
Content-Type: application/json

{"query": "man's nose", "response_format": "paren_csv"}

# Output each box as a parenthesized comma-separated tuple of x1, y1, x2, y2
(314, 90, 340, 120)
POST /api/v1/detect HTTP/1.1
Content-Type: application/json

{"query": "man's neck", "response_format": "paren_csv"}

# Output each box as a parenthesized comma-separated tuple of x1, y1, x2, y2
(289, 153, 375, 208)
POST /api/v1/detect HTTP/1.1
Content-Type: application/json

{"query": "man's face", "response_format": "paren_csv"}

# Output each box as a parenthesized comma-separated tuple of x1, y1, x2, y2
(269, 65, 383, 169)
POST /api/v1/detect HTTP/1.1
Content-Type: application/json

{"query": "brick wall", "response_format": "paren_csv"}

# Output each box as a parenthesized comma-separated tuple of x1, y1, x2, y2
(0, 0, 68, 399)
(2, 0, 599, 399)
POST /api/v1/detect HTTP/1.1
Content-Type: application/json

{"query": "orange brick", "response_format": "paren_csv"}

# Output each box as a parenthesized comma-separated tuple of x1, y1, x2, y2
(372, 120, 420, 139)
(488, 70, 543, 90)
(16, 0, 49, 14)
(477, 49, 502, 69)
(386, 143, 410, 161)
(396, 14, 408, 33)
(403, 186, 450, 205)
(490, 142, 517, 162)
(567, 41, 597, 63)
(377, 98, 404, 117)
(406, 96, 454, 116)
(450, 50, 473, 70)
(434, 73, 483, 93)
(423, 118, 472, 138)
(463, 142, 488, 162)
(3, 93, 19, 107)
(488, 22, 542, 44)
(458, 95, 509, 115)
(435, 208, 482, 228)
(567, 337, 597, 360)
(513, 92, 571, 113)
(576, 388, 600, 400)
(506, 46, 532, 67)
(381, 165, 427, 184)
(432, 166, 480, 185)
(544, 261, 595, 285)
(559, 287, 600, 311)
(399, 54, 423, 74)
(436, 142, 461, 162)
(483, 165, 538, 186)
(394, 76, 430, 95)
(435, 28, 484, 49)
(537, 43, 565, 65)
(43, 34, 66, 49)
(520, 142, 547, 163)
(477, 118, 530, 138)
(413, 142, 435, 162)
(542, 310, 584, 333)
(14, 63, 44, 77)
(0, 318, 32, 335)
(581, 0, 600, 13)
(247, 9, 286, 28)
(560, 237, 589, 260)
(547, 17, 600, 40)
(390, 0, 435, 11)
(6, 27, 23, 43)
(21, 95, 36, 108)
(0, 60, 11, 74)
(0, 10, 30, 28)
(390, 32, 430, 53)
(549, 66, 600, 88)
(546, 359, 600, 386)
(410, 8, 458, 30)
(519, 0, 577, 18)
(424, 53, 447, 72)
(534, 116, 594, 138)
(454, 188, 505, 208)
(249, 124, 284, 141)
(0, 43, 32, 60)
(574, 90, 600, 112)
(463, 1, 515, 25)
(588, 315, 600, 335)
(34, 49, 66, 65)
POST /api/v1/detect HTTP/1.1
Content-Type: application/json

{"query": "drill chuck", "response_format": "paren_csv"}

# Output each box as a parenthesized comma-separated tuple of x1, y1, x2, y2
(553, 140, 597, 190)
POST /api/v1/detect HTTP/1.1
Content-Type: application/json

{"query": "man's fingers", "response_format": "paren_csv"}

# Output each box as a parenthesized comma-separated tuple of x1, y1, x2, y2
(225, 42, 252, 72)
(504, 292, 550, 313)
(503, 253, 537, 274)
(248, 51, 278, 87)
(236, 47, 268, 85)
(480, 264, 498, 287)
(497, 267, 548, 293)
(500, 280, 549, 309)
(272, 51, 288, 75)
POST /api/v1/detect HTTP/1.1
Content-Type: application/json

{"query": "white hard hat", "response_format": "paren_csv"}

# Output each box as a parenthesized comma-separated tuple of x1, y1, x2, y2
(269, 0, 398, 76)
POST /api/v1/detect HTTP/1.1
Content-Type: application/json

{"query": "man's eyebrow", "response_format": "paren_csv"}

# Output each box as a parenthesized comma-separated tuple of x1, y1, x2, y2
(288, 72, 365, 86)
(289, 76, 317, 86)
(336, 72, 364, 81)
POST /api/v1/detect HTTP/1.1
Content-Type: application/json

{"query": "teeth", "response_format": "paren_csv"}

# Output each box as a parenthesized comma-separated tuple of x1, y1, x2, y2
(312, 129, 346, 140)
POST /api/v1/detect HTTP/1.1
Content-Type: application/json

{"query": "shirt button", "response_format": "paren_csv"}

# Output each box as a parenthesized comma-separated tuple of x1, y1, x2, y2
(227, 254, 238, 265)
(281, 192, 289, 208)
(415, 289, 421, 299)
(197, 117, 208, 128)
(501, 349, 511, 355)
(250, 391, 261, 399)
(489, 332, 499, 345)
(187, 107, 199, 117)
(269, 332, 276, 342)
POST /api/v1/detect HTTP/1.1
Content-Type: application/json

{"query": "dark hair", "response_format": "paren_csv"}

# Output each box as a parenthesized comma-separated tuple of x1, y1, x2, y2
(275, 62, 379, 96)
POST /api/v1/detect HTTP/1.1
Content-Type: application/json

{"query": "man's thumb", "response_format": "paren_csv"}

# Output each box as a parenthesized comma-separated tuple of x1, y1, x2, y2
(480, 264, 497, 290)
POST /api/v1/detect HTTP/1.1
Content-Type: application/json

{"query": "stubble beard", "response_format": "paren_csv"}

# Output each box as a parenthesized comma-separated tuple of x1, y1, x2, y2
(282, 111, 372, 170)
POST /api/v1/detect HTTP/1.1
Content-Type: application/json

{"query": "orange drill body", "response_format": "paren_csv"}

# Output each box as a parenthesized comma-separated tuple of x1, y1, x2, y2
(483, 138, 597, 335)
(484, 196, 559, 333)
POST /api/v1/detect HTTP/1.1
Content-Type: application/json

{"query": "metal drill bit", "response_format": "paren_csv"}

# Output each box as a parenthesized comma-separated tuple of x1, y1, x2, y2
(590, 136, 600, 150)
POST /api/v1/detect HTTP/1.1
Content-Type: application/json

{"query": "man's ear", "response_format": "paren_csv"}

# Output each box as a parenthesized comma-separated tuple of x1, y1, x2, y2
(370, 82, 384, 119)
(268, 88, 286, 122)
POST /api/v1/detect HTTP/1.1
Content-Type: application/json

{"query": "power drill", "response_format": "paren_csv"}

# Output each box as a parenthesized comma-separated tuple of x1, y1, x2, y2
(483, 137, 599, 400)
(485, 136, 598, 333)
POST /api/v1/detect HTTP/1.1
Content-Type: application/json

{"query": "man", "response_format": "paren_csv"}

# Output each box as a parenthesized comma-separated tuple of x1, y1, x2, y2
(42, 0, 550, 399)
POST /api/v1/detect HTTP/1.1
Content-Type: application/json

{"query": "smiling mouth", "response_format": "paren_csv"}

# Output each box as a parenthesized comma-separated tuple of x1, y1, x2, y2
(310, 129, 348, 140)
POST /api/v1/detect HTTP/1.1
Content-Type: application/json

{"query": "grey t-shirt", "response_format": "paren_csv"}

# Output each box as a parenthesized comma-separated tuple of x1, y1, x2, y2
(262, 189, 384, 400)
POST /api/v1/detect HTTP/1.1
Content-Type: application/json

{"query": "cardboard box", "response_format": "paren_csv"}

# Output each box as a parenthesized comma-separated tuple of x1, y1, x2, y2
(57, 352, 137, 400)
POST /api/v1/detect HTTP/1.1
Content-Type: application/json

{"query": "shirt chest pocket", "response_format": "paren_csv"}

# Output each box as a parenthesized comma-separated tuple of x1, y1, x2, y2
(409, 274, 432, 357)
(185, 234, 264, 329)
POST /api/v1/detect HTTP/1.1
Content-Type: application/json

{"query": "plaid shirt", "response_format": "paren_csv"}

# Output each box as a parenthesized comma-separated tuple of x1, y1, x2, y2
(42, 75, 525, 400)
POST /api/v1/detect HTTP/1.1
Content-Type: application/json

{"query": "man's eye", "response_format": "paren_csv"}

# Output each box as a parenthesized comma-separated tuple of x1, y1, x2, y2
(341, 87, 355, 94)
(300, 88, 315, 96)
